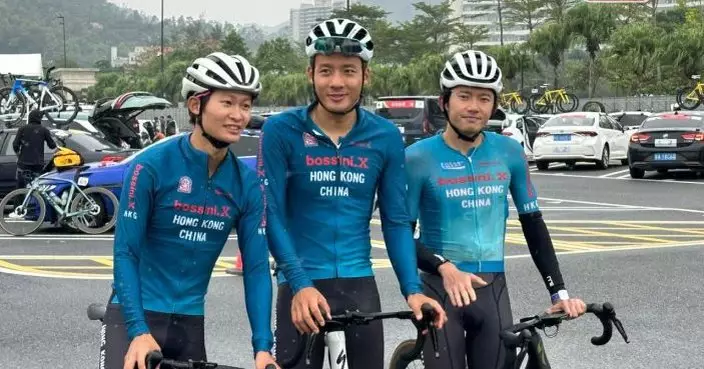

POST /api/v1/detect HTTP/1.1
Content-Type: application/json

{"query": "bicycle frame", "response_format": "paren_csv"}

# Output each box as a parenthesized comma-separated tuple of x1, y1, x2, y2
(25, 173, 95, 220)
(5, 78, 62, 113)
(535, 88, 569, 106)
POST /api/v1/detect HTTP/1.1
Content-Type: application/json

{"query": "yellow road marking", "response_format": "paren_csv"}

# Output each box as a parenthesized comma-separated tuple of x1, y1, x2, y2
(547, 225, 672, 244)
(92, 257, 114, 267)
(608, 222, 704, 236)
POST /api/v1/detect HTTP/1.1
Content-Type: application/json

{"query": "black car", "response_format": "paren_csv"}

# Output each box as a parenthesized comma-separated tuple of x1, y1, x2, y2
(373, 96, 446, 146)
(0, 128, 133, 197)
(628, 111, 704, 178)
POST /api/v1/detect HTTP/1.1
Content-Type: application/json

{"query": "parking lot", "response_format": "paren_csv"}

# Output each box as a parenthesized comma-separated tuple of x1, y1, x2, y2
(1, 159, 704, 368)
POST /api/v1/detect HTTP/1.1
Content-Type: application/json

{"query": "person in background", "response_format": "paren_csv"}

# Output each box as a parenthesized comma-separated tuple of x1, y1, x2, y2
(12, 109, 57, 189)
(165, 115, 177, 136)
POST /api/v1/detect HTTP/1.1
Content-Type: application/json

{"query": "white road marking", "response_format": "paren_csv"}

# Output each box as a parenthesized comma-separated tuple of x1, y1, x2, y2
(536, 196, 704, 215)
(532, 171, 704, 185)
(600, 169, 630, 178)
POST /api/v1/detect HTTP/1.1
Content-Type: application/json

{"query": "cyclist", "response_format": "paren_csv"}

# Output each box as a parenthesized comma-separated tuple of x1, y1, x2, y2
(405, 50, 587, 369)
(107, 52, 278, 369)
(259, 18, 446, 369)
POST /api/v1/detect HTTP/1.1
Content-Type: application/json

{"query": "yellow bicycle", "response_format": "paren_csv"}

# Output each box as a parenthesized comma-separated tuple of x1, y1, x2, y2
(676, 74, 703, 110)
(499, 91, 529, 114)
(529, 84, 579, 113)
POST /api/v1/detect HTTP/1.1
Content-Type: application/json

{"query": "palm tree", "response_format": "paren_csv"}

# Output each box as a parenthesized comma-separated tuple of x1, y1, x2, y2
(528, 21, 572, 87)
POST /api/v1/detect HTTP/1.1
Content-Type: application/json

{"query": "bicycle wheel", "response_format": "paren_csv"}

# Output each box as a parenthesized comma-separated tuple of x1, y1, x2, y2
(510, 95, 529, 114)
(389, 339, 425, 369)
(43, 86, 80, 124)
(0, 188, 47, 236)
(529, 94, 547, 114)
(676, 87, 701, 110)
(0, 87, 27, 127)
(557, 93, 579, 113)
(582, 101, 606, 113)
(69, 187, 119, 234)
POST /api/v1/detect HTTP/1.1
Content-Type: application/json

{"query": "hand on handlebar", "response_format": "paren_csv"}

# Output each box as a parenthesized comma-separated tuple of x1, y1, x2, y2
(547, 297, 587, 319)
(407, 294, 447, 329)
(255, 351, 280, 369)
(291, 287, 331, 334)
(124, 333, 160, 369)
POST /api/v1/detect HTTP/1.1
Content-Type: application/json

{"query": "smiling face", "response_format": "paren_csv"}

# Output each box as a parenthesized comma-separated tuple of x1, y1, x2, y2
(307, 53, 369, 114)
(444, 86, 495, 137)
(188, 90, 252, 143)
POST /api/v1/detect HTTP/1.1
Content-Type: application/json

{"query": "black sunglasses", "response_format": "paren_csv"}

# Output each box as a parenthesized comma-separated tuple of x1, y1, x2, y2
(313, 37, 363, 55)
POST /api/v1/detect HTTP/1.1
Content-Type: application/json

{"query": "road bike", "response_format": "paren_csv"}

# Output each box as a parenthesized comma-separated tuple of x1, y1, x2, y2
(529, 84, 579, 114)
(86, 303, 439, 369)
(0, 66, 80, 127)
(0, 169, 118, 235)
(388, 301, 629, 369)
(675, 74, 704, 110)
(500, 91, 529, 114)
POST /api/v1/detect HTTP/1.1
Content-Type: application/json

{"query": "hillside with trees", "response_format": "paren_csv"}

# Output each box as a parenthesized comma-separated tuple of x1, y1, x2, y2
(0, 0, 270, 67)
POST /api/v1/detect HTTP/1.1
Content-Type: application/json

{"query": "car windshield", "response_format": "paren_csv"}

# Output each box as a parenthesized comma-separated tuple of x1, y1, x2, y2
(617, 114, 649, 128)
(641, 116, 703, 129)
(543, 116, 595, 127)
(63, 132, 120, 151)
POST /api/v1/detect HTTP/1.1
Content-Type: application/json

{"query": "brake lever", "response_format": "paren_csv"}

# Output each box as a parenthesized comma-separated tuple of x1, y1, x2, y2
(612, 316, 630, 343)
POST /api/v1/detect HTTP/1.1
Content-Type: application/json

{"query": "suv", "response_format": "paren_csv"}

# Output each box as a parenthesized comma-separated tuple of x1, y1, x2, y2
(373, 96, 446, 146)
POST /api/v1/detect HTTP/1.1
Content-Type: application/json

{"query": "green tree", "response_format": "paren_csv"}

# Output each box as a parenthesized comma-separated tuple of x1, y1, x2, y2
(221, 30, 251, 59)
(452, 24, 489, 50)
(528, 21, 572, 87)
(603, 21, 665, 93)
(502, 0, 543, 34)
(255, 38, 306, 75)
(399, 1, 460, 59)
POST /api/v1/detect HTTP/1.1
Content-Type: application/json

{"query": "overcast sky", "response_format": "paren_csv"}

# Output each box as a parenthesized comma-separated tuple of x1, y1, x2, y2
(107, 0, 302, 27)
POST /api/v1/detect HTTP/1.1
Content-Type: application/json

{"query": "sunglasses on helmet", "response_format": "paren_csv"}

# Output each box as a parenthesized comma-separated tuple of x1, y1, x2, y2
(313, 37, 363, 55)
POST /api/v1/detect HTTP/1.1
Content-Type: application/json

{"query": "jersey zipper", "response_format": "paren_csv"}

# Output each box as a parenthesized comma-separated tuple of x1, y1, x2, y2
(333, 140, 342, 278)
(466, 148, 481, 272)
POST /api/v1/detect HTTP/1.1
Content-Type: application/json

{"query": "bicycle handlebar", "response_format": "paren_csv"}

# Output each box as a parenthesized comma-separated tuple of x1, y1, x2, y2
(500, 302, 629, 349)
(143, 304, 438, 369)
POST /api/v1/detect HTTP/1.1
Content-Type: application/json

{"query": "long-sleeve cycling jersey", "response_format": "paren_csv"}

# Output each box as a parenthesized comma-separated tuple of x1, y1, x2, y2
(406, 133, 540, 273)
(112, 134, 273, 354)
(258, 105, 423, 298)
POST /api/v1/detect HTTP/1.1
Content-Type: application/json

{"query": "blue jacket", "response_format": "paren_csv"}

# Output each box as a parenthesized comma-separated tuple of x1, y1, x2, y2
(258, 105, 423, 298)
(406, 133, 540, 273)
(112, 134, 273, 354)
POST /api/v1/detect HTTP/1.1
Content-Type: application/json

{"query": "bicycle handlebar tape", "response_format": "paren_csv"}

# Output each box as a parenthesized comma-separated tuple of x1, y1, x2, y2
(586, 302, 614, 346)
(420, 303, 435, 322)
(145, 351, 163, 369)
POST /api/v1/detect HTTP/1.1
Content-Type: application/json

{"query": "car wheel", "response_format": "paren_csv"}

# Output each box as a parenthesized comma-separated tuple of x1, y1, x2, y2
(536, 160, 549, 170)
(629, 166, 645, 179)
(596, 145, 610, 170)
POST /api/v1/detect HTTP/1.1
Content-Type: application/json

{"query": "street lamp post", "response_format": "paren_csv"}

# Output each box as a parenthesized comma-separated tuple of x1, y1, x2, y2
(57, 15, 67, 68)
(161, 0, 165, 98)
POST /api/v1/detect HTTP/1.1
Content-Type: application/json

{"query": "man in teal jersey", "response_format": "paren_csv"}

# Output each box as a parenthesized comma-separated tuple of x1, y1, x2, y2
(259, 18, 446, 369)
(406, 50, 587, 369)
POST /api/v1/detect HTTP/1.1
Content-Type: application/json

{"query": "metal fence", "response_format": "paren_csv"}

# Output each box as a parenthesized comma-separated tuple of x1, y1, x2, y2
(142, 95, 692, 131)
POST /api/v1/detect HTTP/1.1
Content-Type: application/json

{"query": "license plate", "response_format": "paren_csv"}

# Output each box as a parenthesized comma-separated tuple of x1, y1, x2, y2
(654, 153, 676, 161)
(554, 134, 571, 142)
(654, 139, 677, 147)
(397, 126, 405, 133)
(553, 146, 570, 153)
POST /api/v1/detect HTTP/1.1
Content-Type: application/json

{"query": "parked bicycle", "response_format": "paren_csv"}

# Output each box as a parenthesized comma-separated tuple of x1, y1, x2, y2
(0, 66, 80, 127)
(529, 84, 579, 113)
(675, 74, 704, 110)
(86, 303, 439, 369)
(0, 169, 118, 235)
(500, 91, 529, 114)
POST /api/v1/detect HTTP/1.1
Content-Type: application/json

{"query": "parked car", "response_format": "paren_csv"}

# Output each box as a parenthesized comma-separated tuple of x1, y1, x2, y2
(628, 110, 704, 178)
(486, 114, 549, 160)
(533, 112, 629, 170)
(373, 96, 447, 146)
(0, 128, 133, 198)
(609, 111, 652, 131)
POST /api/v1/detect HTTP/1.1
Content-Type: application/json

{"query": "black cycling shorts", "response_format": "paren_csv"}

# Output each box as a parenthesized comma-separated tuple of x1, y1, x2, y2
(420, 272, 516, 369)
(273, 276, 384, 369)
(102, 303, 206, 369)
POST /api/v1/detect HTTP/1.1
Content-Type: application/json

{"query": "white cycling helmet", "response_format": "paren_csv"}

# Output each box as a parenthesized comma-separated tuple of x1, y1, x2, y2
(305, 18, 374, 62)
(181, 52, 261, 99)
(440, 50, 503, 95)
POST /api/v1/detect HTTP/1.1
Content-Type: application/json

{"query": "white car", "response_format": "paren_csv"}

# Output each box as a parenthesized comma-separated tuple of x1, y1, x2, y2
(486, 114, 550, 160)
(533, 112, 629, 170)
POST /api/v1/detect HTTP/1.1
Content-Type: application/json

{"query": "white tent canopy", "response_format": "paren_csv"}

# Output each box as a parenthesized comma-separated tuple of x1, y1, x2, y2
(0, 54, 43, 77)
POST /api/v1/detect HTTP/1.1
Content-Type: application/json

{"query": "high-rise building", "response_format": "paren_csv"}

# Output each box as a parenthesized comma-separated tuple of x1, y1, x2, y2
(290, 0, 361, 42)
(451, 0, 537, 46)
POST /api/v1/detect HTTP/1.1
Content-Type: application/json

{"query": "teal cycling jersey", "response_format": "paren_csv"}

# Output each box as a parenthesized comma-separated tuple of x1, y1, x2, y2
(258, 105, 423, 298)
(112, 134, 273, 354)
(405, 132, 540, 273)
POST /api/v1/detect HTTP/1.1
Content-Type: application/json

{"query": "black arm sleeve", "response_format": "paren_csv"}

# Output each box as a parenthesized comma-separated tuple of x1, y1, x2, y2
(411, 221, 447, 276)
(519, 211, 565, 295)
